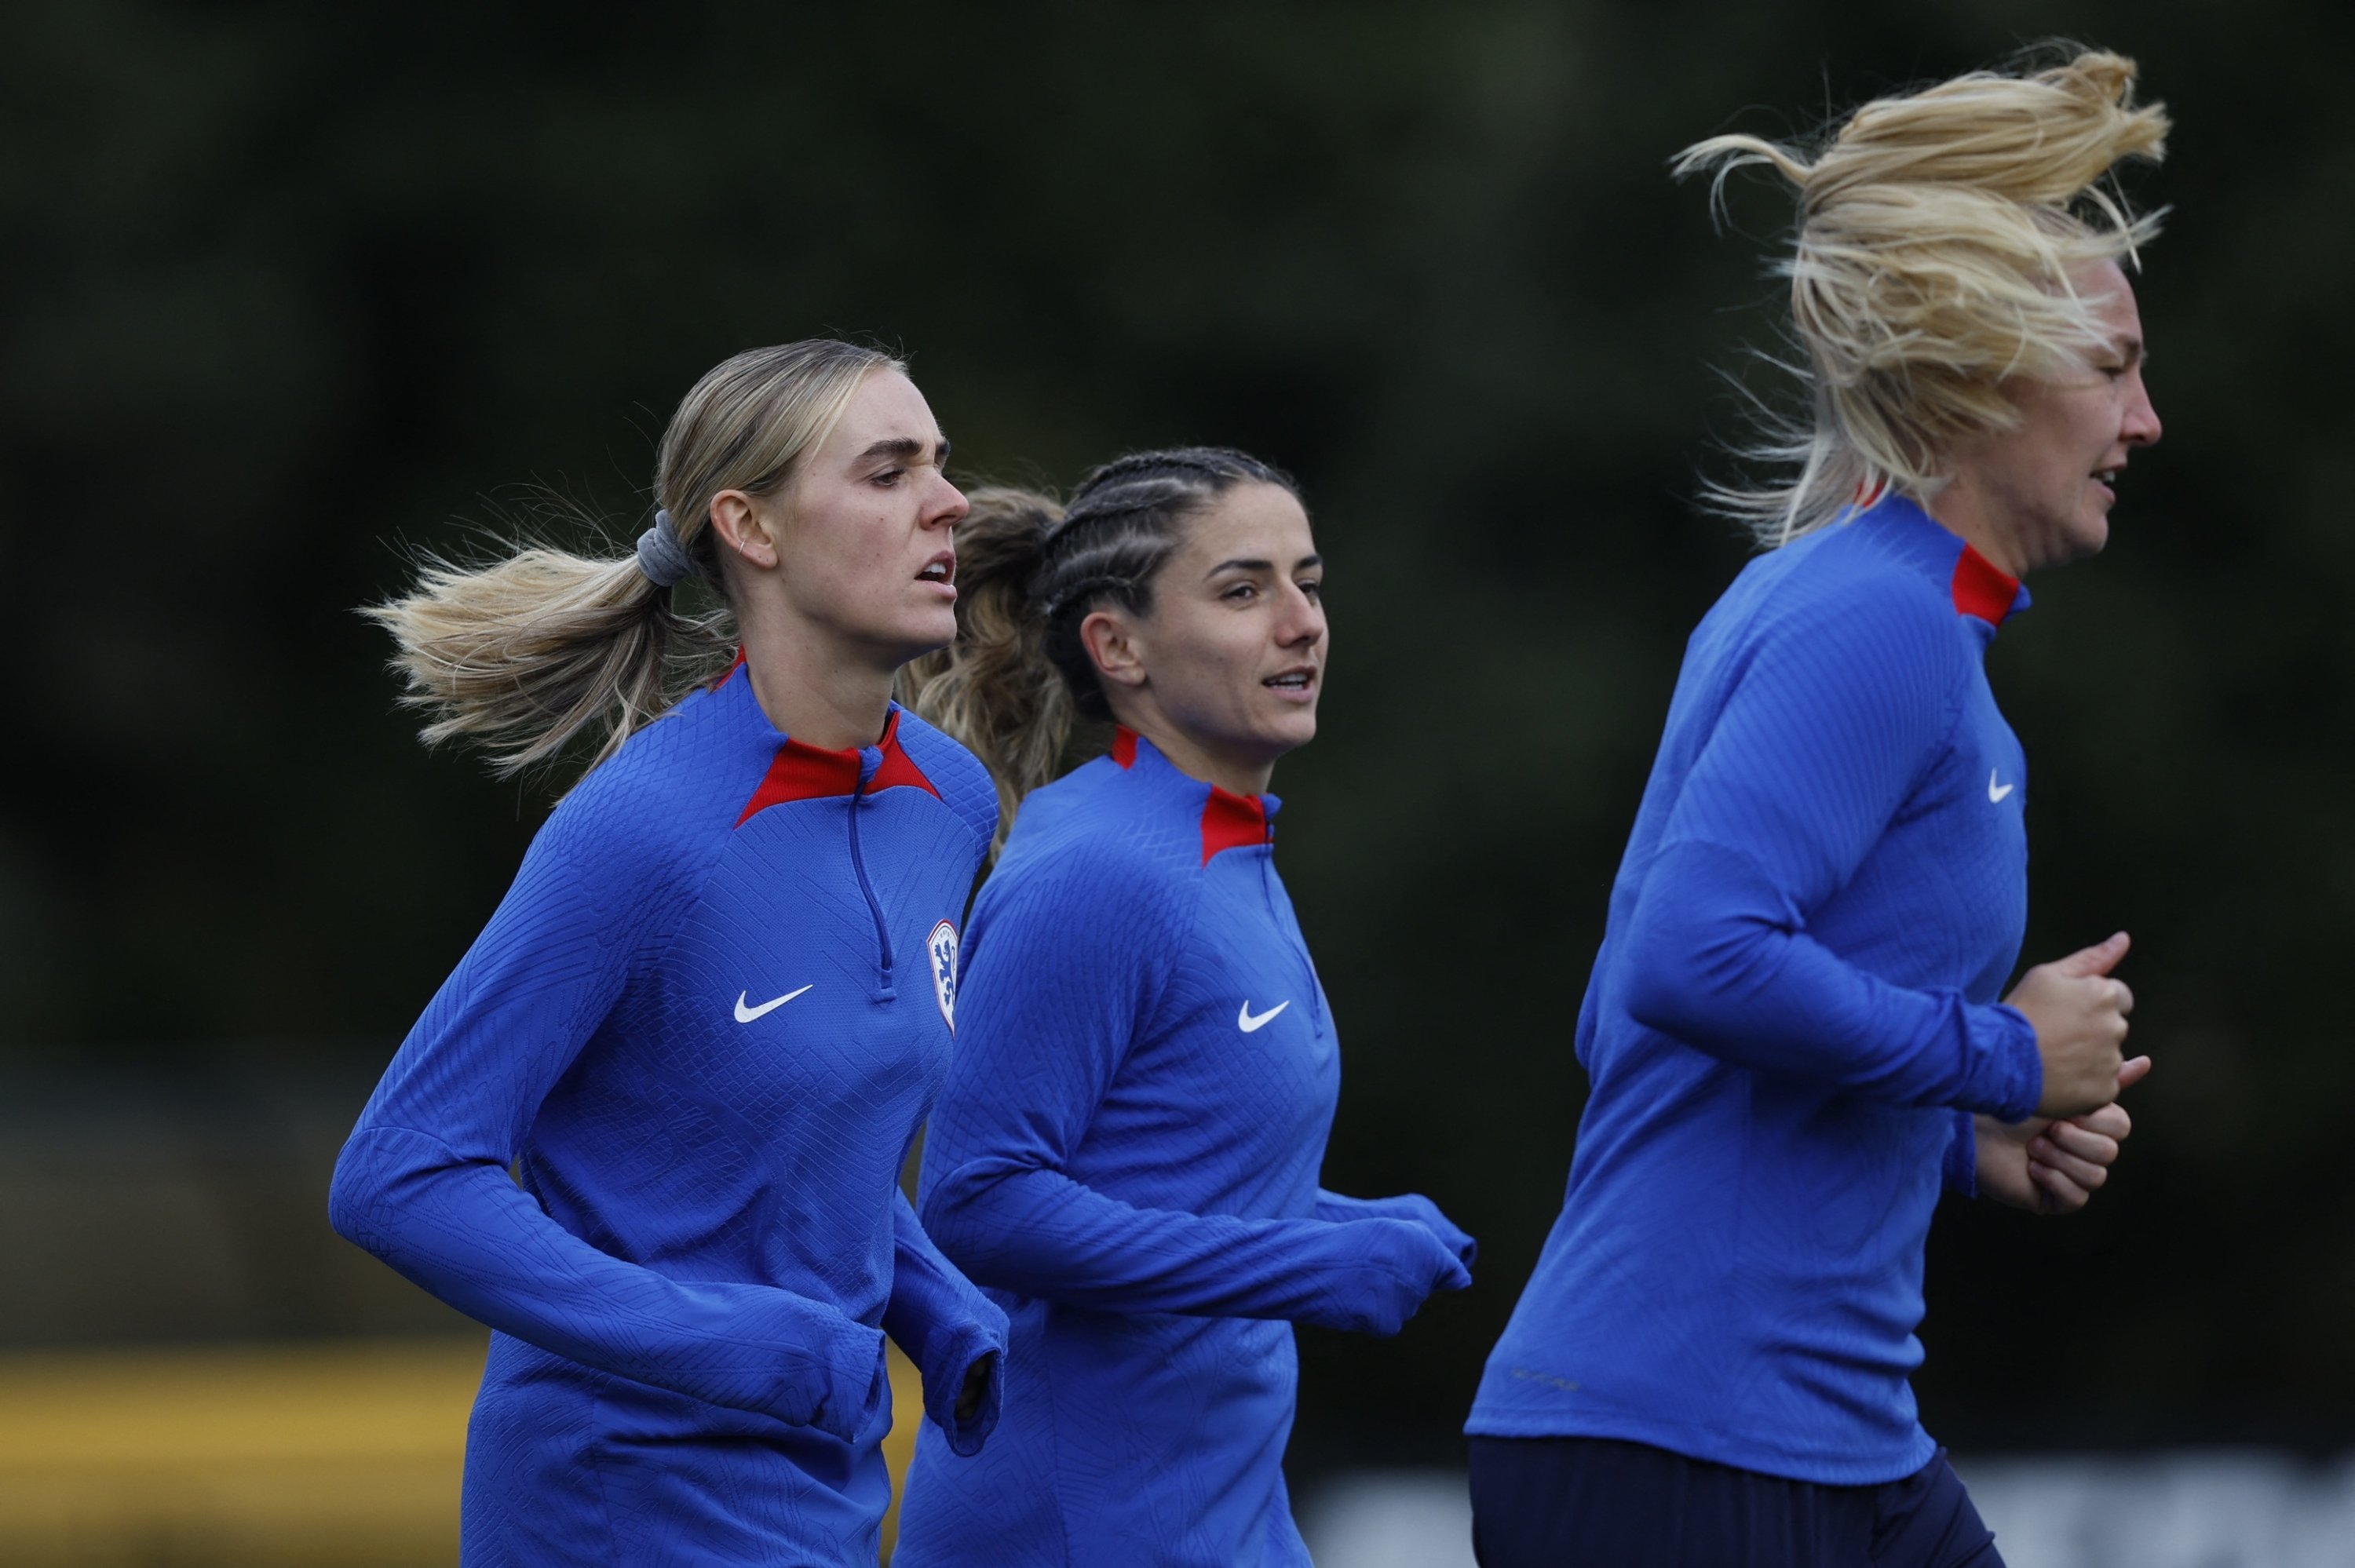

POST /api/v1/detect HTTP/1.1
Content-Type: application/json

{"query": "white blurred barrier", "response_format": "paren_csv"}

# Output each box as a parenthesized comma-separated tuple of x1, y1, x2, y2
(1957, 1452, 2355, 1568)
(1300, 1471, 1477, 1568)
(1299, 1454, 2355, 1568)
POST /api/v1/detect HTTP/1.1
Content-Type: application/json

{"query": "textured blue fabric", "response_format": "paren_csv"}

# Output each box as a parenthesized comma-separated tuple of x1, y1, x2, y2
(1469, 497, 2045, 1486)
(894, 733, 1472, 1568)
(329, 668, 1009, 1566)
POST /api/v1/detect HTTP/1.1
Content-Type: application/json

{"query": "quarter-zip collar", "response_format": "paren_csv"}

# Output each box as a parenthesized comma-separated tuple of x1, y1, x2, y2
(1110, 726, 1280, 866)
(723, 668, 930, 998)
(1842, 490, 2031, 648)
(732, 697, 939, 829)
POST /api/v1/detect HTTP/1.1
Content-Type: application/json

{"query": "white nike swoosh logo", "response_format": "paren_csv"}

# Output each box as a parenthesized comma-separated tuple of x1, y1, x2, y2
(1237, 1000, 1290, 1034)
(1988, 770, 2016, 804)
(735, 985, 813, 1023)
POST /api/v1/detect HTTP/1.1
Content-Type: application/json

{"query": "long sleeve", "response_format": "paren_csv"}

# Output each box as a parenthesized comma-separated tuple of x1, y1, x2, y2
(925, 1158, 1451, 1332)
(1315, 1189, 1477, 1267)
(882, 1192, 1008, 1456)
(918, 850, 1454, 1334)
(327, 807, 887, 1440)
(1616, 591, 2042, 1121)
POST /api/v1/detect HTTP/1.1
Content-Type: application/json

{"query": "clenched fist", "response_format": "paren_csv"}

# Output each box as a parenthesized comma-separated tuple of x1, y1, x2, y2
(2005, 932, 2134, 1118)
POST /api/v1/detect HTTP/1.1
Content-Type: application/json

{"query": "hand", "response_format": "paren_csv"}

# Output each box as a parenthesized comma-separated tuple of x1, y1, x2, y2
(2006, 932, 2134, 1117)
(953, 1352, 996, 1424)
(1977, 1056, 2151, 1214)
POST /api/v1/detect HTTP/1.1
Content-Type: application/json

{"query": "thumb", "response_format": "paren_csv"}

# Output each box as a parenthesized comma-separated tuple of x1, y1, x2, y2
(2116, 1054, 2154, 1092)
(2051, 931, 2130, 979)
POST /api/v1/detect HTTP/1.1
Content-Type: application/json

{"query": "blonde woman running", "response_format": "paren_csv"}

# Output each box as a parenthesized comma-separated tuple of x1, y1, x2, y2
(330, 341, 1006, 1566)
(1466, 53, 2167, 1567)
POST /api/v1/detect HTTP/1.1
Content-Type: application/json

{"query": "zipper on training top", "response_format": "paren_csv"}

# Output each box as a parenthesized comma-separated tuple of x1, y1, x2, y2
(848, 748, 896, 997)
(1257, 833, 1325, 1031)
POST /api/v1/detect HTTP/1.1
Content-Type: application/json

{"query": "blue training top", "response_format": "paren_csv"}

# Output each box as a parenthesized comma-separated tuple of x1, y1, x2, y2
(329, 664, 1009, 1566)
(894, 729, 1473, 1568)
(1468, 495, 2046, 1486)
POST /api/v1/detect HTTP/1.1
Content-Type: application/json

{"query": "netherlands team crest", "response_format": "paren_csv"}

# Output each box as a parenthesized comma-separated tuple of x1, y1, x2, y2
(926, 920, 959, 1034)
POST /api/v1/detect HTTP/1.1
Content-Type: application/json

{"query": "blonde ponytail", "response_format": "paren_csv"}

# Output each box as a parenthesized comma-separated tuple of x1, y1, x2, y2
(367, 340, 900, 780)
(1676, 49, 2170, 545)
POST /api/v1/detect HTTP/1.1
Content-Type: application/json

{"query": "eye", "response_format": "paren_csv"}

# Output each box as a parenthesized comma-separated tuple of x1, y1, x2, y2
(1297, 578, 1322, 601)
(870, 467, 906, 488)
(1223, 581, 1259, 603)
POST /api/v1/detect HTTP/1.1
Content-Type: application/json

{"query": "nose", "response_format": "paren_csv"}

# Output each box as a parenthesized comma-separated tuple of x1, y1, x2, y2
(2123, 368, 2161, 449)
(1276, 581, 1324, 647)
(925, 470, 969, 530)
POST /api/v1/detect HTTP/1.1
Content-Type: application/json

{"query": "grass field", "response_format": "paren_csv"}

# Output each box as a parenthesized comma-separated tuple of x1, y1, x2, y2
(0, 1337, 926, 1566)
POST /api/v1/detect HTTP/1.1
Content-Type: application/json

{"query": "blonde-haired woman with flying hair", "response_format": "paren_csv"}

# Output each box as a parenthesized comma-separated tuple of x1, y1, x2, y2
(1466, 52, 2164, 1566)
(329, 340, 1008, 1566)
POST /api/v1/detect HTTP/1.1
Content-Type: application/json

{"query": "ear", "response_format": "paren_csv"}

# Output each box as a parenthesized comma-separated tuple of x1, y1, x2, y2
(708, 489, 781, 572)
(1080, 608, 1148, 691)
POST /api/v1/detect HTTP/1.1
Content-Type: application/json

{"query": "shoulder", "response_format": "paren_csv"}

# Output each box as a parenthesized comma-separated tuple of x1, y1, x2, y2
(535, 695, 746, 895)
(891, 706, 1000, 849)
(977, 766, 1201, 935)
(1710, 527, 1969, 688)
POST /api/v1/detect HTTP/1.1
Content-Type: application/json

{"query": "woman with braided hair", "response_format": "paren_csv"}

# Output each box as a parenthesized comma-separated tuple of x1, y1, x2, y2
(1466, 51, 2167, 1566)
(329, 341, 1006, 1565)
(890, 449, 1476, 1566)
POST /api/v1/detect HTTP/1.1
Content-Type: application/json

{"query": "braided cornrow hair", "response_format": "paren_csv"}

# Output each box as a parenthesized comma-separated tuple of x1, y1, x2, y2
(903, 447, 1297, 851)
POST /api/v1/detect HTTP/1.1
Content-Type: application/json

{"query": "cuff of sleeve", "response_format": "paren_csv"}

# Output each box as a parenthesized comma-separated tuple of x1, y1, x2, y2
(769, 1317, 890, 1442)
(1961, 1001, 2042, 1122)
(1941, 1107, 1979, 1198)
(919, 1317, 1008, 1457)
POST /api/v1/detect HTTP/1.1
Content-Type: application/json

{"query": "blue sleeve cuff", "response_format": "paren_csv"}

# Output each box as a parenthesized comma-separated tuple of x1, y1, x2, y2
(918, 1321, 1005, 1458)
(1963, 1002, 2043, 1122)
(1941, 1107, 1979, 1198)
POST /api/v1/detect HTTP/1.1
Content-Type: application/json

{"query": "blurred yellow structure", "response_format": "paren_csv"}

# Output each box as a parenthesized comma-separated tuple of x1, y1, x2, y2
(0, 1337, 926, 1566)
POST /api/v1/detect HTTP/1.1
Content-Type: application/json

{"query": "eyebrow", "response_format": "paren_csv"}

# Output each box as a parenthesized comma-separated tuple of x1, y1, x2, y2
(1204, 553, 1323, 578)
(856, 435, 951, 465)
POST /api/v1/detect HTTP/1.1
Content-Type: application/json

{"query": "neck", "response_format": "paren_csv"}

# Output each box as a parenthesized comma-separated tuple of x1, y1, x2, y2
(1122, 714, 1276, 797)
(735, 607, 898, 752)
(1921, 478, 2028, 578)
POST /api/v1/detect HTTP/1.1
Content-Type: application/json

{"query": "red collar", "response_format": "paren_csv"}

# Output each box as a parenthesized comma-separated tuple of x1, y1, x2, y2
(1949, 545, 2023, 625)
(1111, 726, 1274, 865)
(1852, 490, 2028, 626)
(736, 706, 938, 826)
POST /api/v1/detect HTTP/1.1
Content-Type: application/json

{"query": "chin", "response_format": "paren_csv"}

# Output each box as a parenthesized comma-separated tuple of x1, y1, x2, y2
(1261, 710, 1319, 757)
(899, 605, 961, 656)
(2063, 514, 2112, 563)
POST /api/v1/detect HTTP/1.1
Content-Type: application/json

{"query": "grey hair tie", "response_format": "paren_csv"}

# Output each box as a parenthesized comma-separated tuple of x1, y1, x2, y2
(635, 509, 698, 588)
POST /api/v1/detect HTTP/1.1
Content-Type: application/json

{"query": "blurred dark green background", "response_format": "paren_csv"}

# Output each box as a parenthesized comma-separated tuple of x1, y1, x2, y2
(4, 0, 2348, 1482)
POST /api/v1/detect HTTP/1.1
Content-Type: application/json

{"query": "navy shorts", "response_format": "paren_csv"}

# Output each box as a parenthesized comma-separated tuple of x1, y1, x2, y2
(1468, 1436, 2003, 1568)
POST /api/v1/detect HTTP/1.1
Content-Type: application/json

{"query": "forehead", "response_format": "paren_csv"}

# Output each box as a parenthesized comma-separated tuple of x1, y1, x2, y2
(817, 369, 940, 456)
(1174, 481, 1314, 562)
(2078, 259, 2144, 338)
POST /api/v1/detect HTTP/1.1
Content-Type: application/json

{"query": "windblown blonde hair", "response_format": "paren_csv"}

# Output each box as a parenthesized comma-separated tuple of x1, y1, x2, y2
(1677, 48, 2169, 545)
(367, 340, 900, 779)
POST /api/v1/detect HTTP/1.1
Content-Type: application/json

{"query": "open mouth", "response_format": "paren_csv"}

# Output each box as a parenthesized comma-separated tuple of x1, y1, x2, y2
(1263, 668, 1316, 695)
(916, 552, 955, 587)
